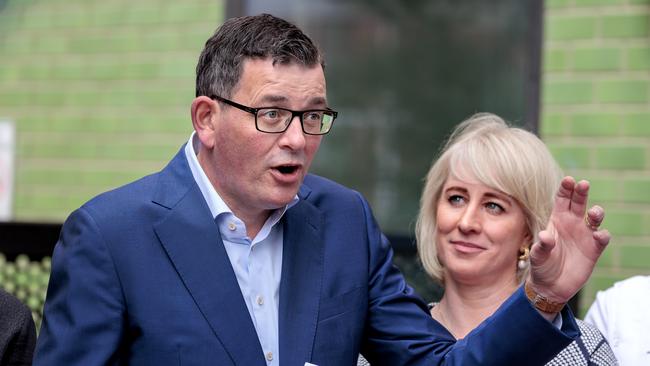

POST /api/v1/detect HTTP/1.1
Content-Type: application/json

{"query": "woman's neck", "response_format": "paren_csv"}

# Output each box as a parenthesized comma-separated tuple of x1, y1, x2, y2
(431, 276, 519, 339)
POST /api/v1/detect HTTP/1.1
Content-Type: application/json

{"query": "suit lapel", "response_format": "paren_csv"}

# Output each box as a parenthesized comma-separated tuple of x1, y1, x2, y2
(152, 149, 265, 366)
(278, 195, 324, 366)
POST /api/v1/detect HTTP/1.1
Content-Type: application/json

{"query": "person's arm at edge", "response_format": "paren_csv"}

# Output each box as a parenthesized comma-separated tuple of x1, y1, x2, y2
(583, 290, 610, 339)
(2, 293, 37, 366)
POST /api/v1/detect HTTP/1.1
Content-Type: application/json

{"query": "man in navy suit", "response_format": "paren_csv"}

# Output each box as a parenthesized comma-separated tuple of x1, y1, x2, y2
(34, 14, 610, 365)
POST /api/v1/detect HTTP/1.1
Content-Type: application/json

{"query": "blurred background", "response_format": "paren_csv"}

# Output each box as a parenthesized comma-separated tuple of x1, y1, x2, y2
(0, 0, 648, 330)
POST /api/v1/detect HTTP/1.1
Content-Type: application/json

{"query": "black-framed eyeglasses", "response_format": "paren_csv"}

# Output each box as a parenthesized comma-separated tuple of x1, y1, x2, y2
(210, 95, 338, 135)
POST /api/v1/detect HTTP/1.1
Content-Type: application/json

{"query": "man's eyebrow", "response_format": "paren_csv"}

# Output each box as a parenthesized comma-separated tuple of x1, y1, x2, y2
(308, 96, 327, 106)
(258, 95, 288, 104)
(257, 95, 328, 108)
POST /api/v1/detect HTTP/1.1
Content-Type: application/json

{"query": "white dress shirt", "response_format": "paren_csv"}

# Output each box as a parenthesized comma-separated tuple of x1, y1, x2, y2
(585, 275, 650, 366)
(184, 133, 298, 366)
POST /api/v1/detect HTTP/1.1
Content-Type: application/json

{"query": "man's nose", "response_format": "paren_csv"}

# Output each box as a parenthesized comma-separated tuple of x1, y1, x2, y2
(279, 115, 306, 149)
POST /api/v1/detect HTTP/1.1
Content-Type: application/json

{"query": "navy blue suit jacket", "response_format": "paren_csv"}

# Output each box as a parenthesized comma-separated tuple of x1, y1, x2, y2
(34, 148, 578, 365)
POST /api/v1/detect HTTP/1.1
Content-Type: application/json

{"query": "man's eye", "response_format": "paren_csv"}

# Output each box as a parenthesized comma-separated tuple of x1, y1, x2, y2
(304, 112, 322, 121)
(262, 110, 280, 119)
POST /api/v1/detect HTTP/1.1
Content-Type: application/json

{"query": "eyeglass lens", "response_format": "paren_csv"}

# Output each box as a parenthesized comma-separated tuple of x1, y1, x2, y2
(256, 108, 334, 134)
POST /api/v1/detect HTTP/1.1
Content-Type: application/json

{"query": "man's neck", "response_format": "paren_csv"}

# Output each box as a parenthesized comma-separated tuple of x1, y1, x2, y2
(195, 146, 273, 239)
(228, 204, 272, 240)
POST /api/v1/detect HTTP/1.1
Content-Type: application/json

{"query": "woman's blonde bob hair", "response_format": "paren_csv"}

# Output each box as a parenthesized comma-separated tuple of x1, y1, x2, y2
(416, 113, 563, 285)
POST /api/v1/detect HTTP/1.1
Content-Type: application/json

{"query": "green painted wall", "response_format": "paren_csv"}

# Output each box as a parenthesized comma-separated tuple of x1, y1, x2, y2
(542, 0, 650, 316)
(0, 0, 223, 220)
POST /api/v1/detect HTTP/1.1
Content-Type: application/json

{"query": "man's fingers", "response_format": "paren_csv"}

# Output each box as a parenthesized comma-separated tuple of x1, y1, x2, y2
(530, 230, 556, 265)
(553, 176, 577, 214)
(537, 230, 556, 252)
(586, 205, 605, 229)
(570, 180, 590, 216)
(593, 229, 611, 250)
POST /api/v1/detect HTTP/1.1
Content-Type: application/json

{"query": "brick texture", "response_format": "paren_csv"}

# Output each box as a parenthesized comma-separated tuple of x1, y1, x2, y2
(1, 0, 648, 321)
(0, 0, 223, 221)
(543, 1, 650, 316)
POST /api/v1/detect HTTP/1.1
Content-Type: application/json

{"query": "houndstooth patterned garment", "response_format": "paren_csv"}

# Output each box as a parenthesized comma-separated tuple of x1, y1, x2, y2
(357, 319, 617, 366)
(546, 319, 618, 366)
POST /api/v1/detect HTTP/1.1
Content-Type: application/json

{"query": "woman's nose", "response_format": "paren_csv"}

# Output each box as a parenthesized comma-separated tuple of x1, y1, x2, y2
(458, 205, 481, 233)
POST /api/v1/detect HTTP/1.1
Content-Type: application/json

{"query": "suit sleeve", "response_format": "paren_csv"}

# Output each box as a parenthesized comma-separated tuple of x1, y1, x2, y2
(33, 207, 126, 366)
(356, 193, 580, 366)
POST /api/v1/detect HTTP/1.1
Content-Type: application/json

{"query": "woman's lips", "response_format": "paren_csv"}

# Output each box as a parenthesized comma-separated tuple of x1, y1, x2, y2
(450, 240, 485, 254)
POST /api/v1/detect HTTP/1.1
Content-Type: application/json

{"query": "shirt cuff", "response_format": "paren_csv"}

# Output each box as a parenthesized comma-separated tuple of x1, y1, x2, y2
(552, 312, 563, 329)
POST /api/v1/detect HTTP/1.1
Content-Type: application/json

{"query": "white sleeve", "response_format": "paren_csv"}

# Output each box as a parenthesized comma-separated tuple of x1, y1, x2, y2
(584, 290, 611, 341)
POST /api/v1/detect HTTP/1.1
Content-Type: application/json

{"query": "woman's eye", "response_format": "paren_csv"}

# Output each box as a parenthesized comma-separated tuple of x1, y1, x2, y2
(485, 202, 504, 214)
(448, 195, 464, 205)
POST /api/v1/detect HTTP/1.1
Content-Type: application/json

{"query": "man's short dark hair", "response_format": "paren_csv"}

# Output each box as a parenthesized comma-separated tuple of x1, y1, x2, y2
(195, 13, 325, 98)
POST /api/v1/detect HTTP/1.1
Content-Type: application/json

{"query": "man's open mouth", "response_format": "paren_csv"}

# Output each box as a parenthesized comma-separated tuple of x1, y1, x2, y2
(275, 165, 299, 174)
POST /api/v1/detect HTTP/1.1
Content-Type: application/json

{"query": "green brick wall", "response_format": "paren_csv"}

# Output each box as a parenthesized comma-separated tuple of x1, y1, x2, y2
(543, 0, 650, 316)
(0, 0, 223, 220)
(2, 0, 648, 320)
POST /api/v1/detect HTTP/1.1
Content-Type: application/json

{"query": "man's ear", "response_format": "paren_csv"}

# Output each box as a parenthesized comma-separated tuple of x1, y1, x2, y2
(191, 96, 219, 149)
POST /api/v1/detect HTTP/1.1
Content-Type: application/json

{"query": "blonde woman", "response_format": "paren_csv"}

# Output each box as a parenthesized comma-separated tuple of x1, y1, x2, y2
(415, 113, 617, 365)
(358, 113, 615, 365)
